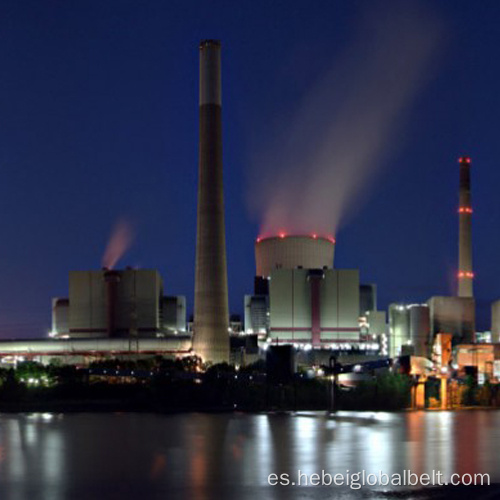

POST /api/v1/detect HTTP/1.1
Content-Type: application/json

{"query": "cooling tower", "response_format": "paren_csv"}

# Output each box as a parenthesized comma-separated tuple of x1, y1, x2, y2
(193, 40, 230, 364)
(458, 156, 473, 297)
(255, 235, 335, 277)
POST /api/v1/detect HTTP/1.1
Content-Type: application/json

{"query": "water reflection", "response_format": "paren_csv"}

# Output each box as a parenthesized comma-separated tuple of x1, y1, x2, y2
(0, 411, 497, 499)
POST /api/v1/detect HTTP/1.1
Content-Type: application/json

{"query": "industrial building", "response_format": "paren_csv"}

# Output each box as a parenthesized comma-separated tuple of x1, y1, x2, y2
(51, 268, 186, 338)
(245, 235, 387, 358)
(388, 303, 431, 358)
(490, 300, 500, 342)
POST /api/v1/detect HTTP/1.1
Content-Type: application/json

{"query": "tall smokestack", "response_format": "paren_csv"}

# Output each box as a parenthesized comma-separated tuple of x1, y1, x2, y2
(193, 40, 230, 364)
(458, 156, 473, 298)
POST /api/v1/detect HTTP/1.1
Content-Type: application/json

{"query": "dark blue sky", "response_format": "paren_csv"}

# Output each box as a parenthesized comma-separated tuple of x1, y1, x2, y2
(0, 0, 499, 337)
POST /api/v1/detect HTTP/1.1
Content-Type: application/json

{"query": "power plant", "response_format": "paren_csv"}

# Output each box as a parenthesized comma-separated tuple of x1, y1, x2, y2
(0, 42, 499, 394)
(51, 269, 186, 338)
(246, 235, 386, 360)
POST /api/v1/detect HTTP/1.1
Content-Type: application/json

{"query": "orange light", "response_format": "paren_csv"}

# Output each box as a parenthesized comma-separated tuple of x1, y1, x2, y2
(458, 207, 473, 214)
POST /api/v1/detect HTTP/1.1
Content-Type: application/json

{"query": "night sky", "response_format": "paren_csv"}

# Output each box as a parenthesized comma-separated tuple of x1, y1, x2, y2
(0, 0, 500, 338)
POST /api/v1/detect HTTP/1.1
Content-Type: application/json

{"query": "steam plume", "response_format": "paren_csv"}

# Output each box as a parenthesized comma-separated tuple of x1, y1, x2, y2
(102, 219, 134, 269)
(248, 1, 443, 238)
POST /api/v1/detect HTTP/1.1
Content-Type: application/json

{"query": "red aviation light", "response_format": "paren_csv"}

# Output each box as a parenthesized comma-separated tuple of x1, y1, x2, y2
(312, 233, 317, 239)
(458, 156, 471, 164)
(256, 237, 261, 243)
(279, 232, 286, 239)
(327, 236, 336, 244)
(458, 207, 473, 214)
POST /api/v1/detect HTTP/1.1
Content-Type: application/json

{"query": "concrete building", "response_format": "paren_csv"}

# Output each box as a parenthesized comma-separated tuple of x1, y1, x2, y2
(427, 296, 475, 344)
(246, 235, 385, 354)
(268, 268, 360, 345)
(244, 294, 268, 336)
(491, 299, 500, 342)
(193, 39, 230, 364)
(388, 303, 431, 358)
(388, 304, 411, 357)
(51, 269, 186, 339)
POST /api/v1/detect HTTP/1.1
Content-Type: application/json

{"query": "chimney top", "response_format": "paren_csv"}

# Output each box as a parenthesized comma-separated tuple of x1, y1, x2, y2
(200, 40, 221, 49)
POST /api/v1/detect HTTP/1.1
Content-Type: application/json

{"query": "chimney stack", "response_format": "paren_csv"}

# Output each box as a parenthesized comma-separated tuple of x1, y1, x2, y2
(193, 40, 230, 364)
(458, 156, 473, 298)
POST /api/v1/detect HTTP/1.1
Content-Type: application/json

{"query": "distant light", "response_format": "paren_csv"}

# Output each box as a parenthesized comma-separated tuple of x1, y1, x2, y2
(312, 234, 317, 239)
(279, 232, 286, 239)
(458, 156, 471, 164)
(458, 271, 474, 278)
(256, 237, 261, 243)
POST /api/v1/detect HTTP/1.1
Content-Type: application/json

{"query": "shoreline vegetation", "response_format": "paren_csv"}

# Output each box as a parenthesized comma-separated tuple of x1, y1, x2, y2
(0, 357, 497, 413)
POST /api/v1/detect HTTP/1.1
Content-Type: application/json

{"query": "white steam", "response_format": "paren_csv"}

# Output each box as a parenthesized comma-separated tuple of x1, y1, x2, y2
(248, 1, 443, 238)
(102, 219, 135, 269)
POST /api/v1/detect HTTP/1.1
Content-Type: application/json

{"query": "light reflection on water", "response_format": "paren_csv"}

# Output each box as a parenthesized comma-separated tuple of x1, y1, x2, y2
(0, 411, 498, 499)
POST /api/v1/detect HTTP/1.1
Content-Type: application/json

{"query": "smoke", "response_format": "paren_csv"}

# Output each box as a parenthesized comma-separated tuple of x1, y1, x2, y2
(102, 219, 135, 269)
(248, 1, 443, 238)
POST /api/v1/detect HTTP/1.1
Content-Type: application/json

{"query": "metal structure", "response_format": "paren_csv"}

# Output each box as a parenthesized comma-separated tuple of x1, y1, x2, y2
(193, 40, 230, 364)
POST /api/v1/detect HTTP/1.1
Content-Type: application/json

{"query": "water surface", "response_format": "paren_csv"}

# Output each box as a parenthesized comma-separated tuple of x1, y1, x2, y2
(0, 410, 498, 499)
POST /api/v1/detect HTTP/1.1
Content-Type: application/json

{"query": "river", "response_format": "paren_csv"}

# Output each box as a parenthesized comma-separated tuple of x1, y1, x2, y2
(0, 410, 498, 499)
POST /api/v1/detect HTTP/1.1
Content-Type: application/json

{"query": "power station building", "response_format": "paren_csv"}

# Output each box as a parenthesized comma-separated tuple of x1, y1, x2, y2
(51, 269, 186, 338)
(245, 235, 386, 355)
(388, 303, 431, 358)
